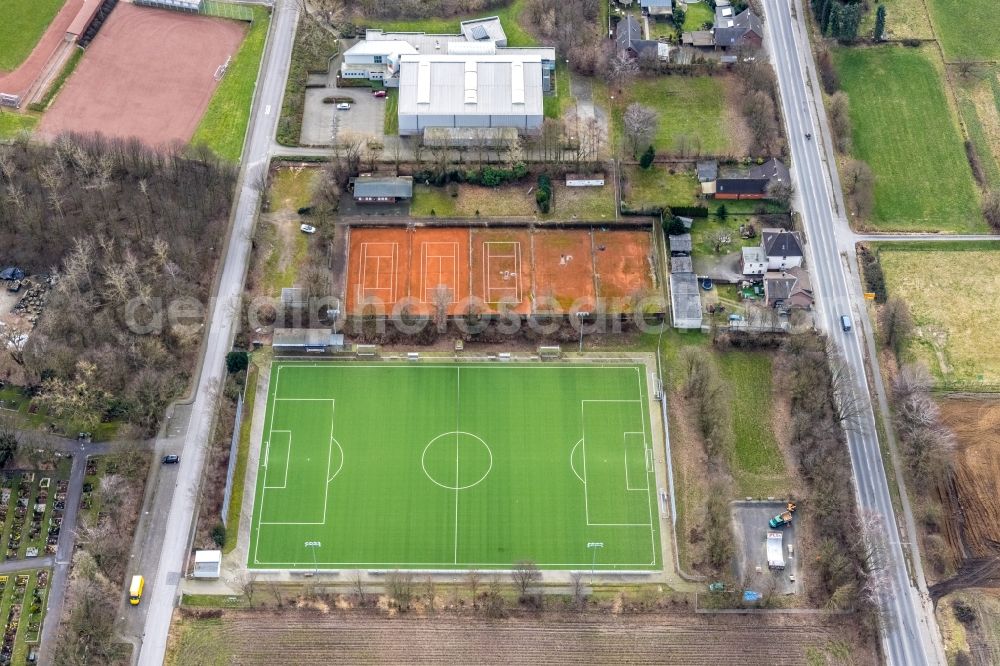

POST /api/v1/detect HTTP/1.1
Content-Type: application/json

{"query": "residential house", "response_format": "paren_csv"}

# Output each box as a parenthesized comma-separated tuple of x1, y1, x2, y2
(351, 175, 414, 203)
(714, 3, 763, 51)
(682, 1, 763, 51)
(715, 158, 790, 200)
(740, 246, 766, 277)
(697, 159, 718, 195)
(764, 267, 813, 310)
(641, 0, 673, 17)
(616, 15, 660, 60)
(761, 228, 804, 270)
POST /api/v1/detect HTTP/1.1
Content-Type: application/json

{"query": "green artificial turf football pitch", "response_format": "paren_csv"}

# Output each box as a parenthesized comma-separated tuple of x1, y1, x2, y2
(248, 362, 661, 570)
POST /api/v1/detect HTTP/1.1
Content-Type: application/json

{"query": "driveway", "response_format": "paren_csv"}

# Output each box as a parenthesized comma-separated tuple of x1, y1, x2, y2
(301, 87, 386, 146)
(730, 501, 801, 597)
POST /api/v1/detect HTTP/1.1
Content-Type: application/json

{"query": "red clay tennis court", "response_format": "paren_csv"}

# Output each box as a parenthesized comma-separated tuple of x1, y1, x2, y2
(38, 4, 246, 147)
(346, 227, 659, 316)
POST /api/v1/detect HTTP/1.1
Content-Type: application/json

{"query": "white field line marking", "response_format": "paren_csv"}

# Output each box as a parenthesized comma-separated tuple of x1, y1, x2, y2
(637, 365, 657, 566)
(421, 242, 459, 303)
(623, 432, 648, 491)
(258, 398, 336, 527)
(580, 399, 656, 536)
(454, 367, 460, 564)
(483, 241, 521, 302)
(357, 242, 398, 303)
(263, 430, 292, 489)
(254, 364, 658, 565)
(251, 559, 659, 568)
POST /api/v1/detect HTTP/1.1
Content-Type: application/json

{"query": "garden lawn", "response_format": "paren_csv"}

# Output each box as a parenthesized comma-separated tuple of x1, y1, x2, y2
(0, 0, 65, 72)
(376, 0, 535, 47)
(612, 76, 735, 156)
(623, 165, 698, 209)
(191, 7, 270, 161)
(876, 242, 1000, 386)
(683, 1, 715, 32)
(411, 183, 537, 218)
(834, 47, 983, 232)
(546, 182, 615, 220)
(718, 353, 787, 498)
(271, 166, 318, 211)
(928, 0, 1000, 60)
(0, 112, 37, 139)
(384, 88, 398, 134)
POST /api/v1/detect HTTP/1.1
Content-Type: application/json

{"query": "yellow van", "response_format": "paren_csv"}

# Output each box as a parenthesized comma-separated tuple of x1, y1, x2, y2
(129, 575, 144, 605)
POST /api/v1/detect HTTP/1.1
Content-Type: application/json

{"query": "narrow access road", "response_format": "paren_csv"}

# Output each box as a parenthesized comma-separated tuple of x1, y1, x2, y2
(762, 0, 944, 663)
(134, 0, 301, 663)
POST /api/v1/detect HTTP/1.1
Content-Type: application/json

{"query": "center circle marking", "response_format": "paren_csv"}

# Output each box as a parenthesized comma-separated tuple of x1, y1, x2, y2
(421, 431, 493, 490)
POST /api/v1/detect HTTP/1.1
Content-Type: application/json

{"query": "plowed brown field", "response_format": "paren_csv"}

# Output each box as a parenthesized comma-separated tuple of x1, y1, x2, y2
(167, 609, 873, 665)
(939, 397, 1000, 557)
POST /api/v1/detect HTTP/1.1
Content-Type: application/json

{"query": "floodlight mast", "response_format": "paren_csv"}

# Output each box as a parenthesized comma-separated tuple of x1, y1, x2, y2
(587, 541, 604, 584)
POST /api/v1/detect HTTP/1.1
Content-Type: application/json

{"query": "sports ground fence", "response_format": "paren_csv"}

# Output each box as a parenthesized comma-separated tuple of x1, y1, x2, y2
(220, 390, 245, 526)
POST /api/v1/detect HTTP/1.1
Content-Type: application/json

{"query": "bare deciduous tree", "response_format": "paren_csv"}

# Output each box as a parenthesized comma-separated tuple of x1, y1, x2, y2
(608, 52, 639, 91)
(623, 103, 658, 159)
(511, 560, 541, 597)
(466, 568, 481, 607)
(878, 296, 914, 360)
(237, 571, 259, 607)
(387, 570, 414, 610)
(570, 571, 587, 609)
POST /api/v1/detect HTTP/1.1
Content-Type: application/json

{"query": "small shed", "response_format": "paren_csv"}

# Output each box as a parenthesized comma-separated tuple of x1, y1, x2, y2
(351, 176, 413, 203)
(193, 550, 222, 579)
(669, 272, 703, 329)
(273, 328, 345, 354)
(565, 174, 605, 187)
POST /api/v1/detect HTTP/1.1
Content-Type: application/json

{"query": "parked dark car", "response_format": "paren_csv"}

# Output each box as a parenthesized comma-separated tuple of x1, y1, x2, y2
(162, 455, 180, 464)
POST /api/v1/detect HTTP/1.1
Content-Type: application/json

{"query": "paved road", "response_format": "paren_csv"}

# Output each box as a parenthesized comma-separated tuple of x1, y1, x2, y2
(854, 234, 999, 242)
(762, 1, 943, 664)
(133, 1, 301, 663)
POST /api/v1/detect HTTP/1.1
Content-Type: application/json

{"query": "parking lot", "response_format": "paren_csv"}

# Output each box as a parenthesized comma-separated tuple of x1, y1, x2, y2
(730, 500, 802, 597)
(301, 86, 386, 146)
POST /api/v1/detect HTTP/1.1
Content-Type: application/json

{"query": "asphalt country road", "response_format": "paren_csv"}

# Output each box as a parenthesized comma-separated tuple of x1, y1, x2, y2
(762, 1, 943, 663)
(133, 1, 300, 663)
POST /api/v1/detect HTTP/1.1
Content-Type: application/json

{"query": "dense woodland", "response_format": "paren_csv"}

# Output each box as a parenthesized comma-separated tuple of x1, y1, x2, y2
(0, 134, 236, 435)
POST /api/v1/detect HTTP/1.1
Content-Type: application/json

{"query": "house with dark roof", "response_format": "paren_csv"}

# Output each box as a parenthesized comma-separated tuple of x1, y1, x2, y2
(764, 267, 813, 310)
(351, 175, 414, 203)
(714, 3, 763, 51)
(761, 228, 804, 270)
(641, 0, 673, 17)
(616, 15, 659, 59)
(714, 158, 789, 200)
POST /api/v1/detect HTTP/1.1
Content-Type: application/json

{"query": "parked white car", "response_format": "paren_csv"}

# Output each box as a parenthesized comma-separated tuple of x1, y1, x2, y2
(300, 224, 316, 234)
(336, 102, 351, 110)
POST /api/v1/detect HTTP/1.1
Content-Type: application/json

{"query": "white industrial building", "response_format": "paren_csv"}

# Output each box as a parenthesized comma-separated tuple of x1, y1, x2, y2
(133, 0, 204, 12)
(397, 53, 544, 136)
(340, 18, 555, 91)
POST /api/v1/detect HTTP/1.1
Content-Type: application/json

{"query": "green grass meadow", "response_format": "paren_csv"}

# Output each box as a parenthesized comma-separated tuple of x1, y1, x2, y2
(928, 0, 1000, 60)
(249, 362, 660, 569)
(608, 76, 734, 156)
(834, 47, 983, 232)
(376, 0, 535, 47)
(191, 7, 270, 161)
(0, 111, 38, 139)
(0, 0, 65, 72)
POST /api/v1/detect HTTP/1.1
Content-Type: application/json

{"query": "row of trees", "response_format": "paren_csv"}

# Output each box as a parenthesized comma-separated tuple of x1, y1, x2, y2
(736, 59, 784, 156)
(810, 0, 865, 43)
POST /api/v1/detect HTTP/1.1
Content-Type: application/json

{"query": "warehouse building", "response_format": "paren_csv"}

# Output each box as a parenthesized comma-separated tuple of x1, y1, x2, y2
(397, 53, 544, 136)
